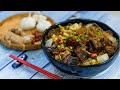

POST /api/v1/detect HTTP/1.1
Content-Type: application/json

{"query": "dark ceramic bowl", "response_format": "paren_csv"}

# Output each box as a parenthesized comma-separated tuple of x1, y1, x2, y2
(42, 19, 120, 78)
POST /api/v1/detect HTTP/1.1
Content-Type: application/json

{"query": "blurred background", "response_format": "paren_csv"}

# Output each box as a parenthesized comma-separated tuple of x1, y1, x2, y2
(104, 11, 120, 16)
(104, 11, 120, 22)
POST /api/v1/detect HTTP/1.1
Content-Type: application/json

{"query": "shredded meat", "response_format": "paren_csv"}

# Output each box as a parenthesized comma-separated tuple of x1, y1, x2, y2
(75, 46, 89, 61)
(48, 44, 57, 51)
(106, 30, 113, 36)
(67, 56, 79, 65)
(87, 40, 98, 52)
(105, 46, 115, 57)
(66, 38, 80, 48)
(52, 49, 60, 55)
(63, 54, 71, 64)
(63, 55, 79, 66)
(61, 50, 71, 60)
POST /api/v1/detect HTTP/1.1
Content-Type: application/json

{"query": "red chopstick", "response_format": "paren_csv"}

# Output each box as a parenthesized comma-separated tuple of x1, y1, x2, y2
(9, 54, 62, 79)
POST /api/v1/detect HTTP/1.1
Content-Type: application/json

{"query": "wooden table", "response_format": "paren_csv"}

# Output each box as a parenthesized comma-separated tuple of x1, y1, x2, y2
(0, 11, 119, 79)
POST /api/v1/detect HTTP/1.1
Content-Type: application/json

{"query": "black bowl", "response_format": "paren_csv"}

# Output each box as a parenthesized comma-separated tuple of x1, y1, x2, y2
(42, 19, 120, 78)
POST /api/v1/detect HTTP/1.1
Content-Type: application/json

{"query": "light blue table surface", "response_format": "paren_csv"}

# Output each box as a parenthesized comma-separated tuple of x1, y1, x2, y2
(0, 11, 119, 79)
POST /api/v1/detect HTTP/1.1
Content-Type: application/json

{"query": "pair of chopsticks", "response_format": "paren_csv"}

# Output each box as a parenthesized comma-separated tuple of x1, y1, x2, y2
(9, 54, 62, 79)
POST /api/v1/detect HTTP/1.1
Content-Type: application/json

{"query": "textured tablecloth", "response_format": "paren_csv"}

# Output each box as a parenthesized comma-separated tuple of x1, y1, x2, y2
(0, 11, 119, 79)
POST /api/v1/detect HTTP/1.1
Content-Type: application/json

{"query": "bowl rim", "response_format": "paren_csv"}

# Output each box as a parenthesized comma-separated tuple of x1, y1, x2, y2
(42, 18, 120, 68)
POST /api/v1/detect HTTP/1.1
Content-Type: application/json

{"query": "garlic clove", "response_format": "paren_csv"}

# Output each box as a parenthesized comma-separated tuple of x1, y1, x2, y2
(20, 17, 36, 30)
(32, 14, 47, 23)
(45, 38, 53, 47)
(36, 20, 52, 32)
(97, 53, 109, 62)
